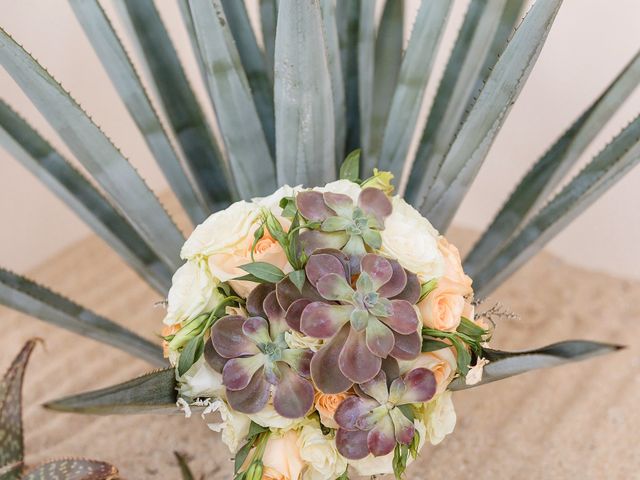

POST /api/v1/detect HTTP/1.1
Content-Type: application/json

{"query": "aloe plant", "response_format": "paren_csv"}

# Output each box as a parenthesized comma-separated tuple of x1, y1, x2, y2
(0, 0, 637, 454)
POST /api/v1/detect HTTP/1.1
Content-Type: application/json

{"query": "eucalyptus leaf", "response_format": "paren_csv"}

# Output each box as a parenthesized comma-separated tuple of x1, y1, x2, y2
(240, 262, 286, 284)
(275, 0, 336, 186)
(422, 0, 564, 231)
(44, 368, 177, 415)
(0, 269, 165, 367)
(22, 459, 119, 480)
(188, 0, 276, 199)
(449, 340, 622, 390)
(339, 149, 361, 181)
(0, 27, 184, 271)
(0, 100, 171, 294)
(69, 0, 208, 224)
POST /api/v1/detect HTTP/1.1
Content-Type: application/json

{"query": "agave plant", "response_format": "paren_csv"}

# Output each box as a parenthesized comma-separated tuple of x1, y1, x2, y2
(0, 0, 637, 466)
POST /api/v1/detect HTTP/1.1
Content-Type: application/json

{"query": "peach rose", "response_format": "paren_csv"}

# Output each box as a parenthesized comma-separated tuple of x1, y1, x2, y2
(314, 392, 352, 429)
(418, 278, 467, 332)
(438, 236, 473, 294)
(406, 347, 457, 393)
(161, 324, 181, 358)
(261, 431, 304, 480)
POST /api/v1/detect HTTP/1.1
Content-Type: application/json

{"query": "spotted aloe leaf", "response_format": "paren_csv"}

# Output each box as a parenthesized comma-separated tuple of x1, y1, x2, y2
(334, 368, 436, 459)
(296, 188, 392, 265)
(22, 459, 119, 480)
(303, 252, 422, 389)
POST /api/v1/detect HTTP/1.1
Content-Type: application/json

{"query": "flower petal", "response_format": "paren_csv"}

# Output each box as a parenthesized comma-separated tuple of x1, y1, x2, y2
(365, 317, 395, 359)
(358, 187, 392, 224)
(204, 338, 227, 372)
(310, 325, 353, 393)
(242, 316, 272, 344)
(336, 428, 370, 460)
(226, 367, 270, 414)
(316, 273, 354, 301)
(211, 315, 260, 358)
(367, 414, 396, 457)
(300, 230, 348, 255)
(390, 331, 422, 361)
(284, 298, 312, 331)
(246, 283, 275, 317)
(273, 365, 315, 418)
(281, 349, 313, 377)
(296, 190, 334, 221)
(360, 254, 393, 290)
(305, 253, 347, 286)
(339, 328, 382, 383)
(358, 370, 389, 405)
(377, 259, 407, 298)
(383, 300, 419, 335)
(334, 396, 378, 430)
(392, 271, 421, 304)
(301, 302, 352, 338)
(389, 408, 415, 445)
(263, 291, 288, 337)
(323, 191, 354, 217)
(223, 355, 266, 391)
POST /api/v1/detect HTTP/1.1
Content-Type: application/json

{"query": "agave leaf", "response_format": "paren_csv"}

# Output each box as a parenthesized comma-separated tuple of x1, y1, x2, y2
(336, 0, 360, 156)
(68, 0, 208, 225)
(188, 0, 276, 199)
(365, 0, 404, 173)
(320, 0, 346, 166)
(44, 369, 177, 415)
(379, 0, 452, 178)
(421, 0, 564, 231)
(465, 50, 640, 277)
(406, 0, 526, 204)
(0, 27, 184, 272)
(221, 0, 276, 157)
(0, 269, 165, 367)
(22, 459, 119, 480)
(174, 452, 196, 480)
(0, 340, 38, 477)
(357, 0, 376, 172)
(116, 0, 235, 209)
(0, 100, 171, 294)
(473, 114, 640, 298)
(449, 340, 622, 390)
(274, 0, 336, 186)
(260, 0, 278, 81)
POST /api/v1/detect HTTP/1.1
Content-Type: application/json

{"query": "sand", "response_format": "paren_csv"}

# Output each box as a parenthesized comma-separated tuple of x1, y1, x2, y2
(2, 226, 639, 479)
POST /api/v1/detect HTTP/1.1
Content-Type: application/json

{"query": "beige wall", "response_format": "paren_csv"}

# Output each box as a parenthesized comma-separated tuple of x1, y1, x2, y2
(1, 0, 639, 280)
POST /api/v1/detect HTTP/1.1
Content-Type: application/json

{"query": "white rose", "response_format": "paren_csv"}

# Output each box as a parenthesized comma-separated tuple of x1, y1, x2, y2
(163, 259, 224, 325)
(180, 200, 262, 260)
(254, 184, 302, 212)
(248, 402, 304, 431)
(207, 400, 252, 454)
(298, 421, 347, 480)
(422, 391, 456, 445)
(380, 196, 444, 281)
(177, 356, 225, 401)
(399, 347, 457, 393)
(314, 179, 362, 201)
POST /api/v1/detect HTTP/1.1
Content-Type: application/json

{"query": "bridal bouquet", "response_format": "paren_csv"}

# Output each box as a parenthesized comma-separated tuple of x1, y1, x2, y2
(162, 170, 491, 479)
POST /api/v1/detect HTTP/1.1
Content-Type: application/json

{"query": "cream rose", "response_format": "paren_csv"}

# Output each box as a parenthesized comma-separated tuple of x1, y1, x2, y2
(380, 196, 444, 281)
(177, 356, 225, 401)
(313, 179, 362, 200)
(254, 184, 302, 212)
(298, 421, 347, 480)
(418, 278, 467, 332)
(422, 391, 456, 445)
(262, 431, 305, 480)
(314, 392, 352, 429)
(248, 403, 304, 431)
(438, 236, 473, 294)
(163, 259, 224, 326)
(206, 400, 252, 454)
(401, 347, 457, 393)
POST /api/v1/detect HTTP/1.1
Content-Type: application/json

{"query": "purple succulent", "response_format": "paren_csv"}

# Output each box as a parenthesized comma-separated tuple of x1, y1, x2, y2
(296, 187, 392, 266)
(206, 284, 314, 418)
(334, 367, 437, 459)
(301, 251, 423, 393)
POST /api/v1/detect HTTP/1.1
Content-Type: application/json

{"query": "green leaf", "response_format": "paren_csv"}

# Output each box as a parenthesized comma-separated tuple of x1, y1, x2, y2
(240, 263, 286, 284)
(260, 0, 278, 81)
(248, 421, 270, 438)
(464, 49, 640, 277)
(177, 335, 205, 377)
(356, 0, 376, 171)
(450, 336, 472, 376)
(365, 0, 404, 173)
(0, 268, 165, 367)
(407, 0, 526, 205)
(0, 100, 171, 294)
(265, 213, 288, 247)
(457, 317, 486, 338)
(68, 0, 208, 225)
(473, 114, 640, 297)
(44, 368, 177, 415)
(187, 0, 276, 199)
(421, 338, 450, 353)
(392, 443, 409, 480)
(22, 459, 119, 480)
(418, 278, 438, 302)
(379, 0, 452, 178)
(118, 0, 234, 209)
(336, 0, 360, 155)
(449, 341, 623, 391)
(0, 27, 184, 272)
(221, 0, 276, 157)
(421, 0, 563, 231)
(339, 149, 361, 181)
(289, 270, 306, 293)
(174, 452, 196, 480)
(409, 429, 421, 459)
(275, 0, 336, 186)
(0, 340, 38, 475)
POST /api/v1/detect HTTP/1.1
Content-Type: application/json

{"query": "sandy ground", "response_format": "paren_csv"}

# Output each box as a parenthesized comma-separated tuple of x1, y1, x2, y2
(2, 226, 639, 479)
